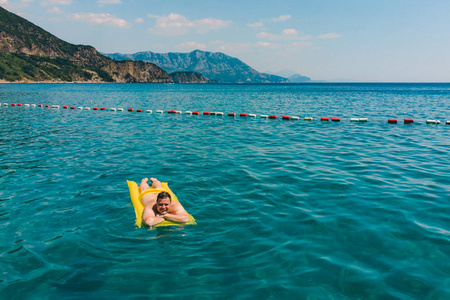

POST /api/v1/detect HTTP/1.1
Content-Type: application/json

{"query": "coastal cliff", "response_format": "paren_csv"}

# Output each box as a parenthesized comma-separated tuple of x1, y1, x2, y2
(169, 71, 217, 83)
(0, 6, 171, 83)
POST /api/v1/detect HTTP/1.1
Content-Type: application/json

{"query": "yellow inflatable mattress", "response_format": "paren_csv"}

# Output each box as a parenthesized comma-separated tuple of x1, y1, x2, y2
(127, 180, 196, 228)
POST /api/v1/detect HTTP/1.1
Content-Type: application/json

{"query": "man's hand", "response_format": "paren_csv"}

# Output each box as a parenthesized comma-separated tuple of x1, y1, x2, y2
(156, 213, 170, 218)
(158, 212, 190, 223)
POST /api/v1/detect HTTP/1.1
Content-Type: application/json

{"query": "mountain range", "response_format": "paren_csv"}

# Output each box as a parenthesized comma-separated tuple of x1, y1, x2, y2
(105, 50, 290, 84)
(271, 70, 311, 82)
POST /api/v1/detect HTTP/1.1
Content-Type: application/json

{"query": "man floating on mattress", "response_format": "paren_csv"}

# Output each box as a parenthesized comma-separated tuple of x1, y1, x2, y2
(139, 178, 190, 226)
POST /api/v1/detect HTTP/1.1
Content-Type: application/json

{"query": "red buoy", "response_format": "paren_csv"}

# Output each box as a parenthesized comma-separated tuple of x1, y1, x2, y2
(388, 119, 397, 124)
(45, 105, 50, 108)
(282, 116, 290, 120)
(240, 113, 247, 117)
(101, 107, 106, 111)
(269, 115, 277, 119)
(136, 109, 143, 112)
(228, 113, 236, 117)
(18, 103, 23, 106)
(70, 106, 76, 109)
(404, 118, 414, 124)
(128, 108, 133, 112)
(321, 117, 330, 121)
(93, 107, 99, 110)
(203, 112, 210, 115)
(192, 111, 199, 115)
(168, 110, 176, 114)
(332, 118, 340, 122)
(11, 103, 16, 106)
(63, 106, 69, 109)
(38, 104, 43, 107)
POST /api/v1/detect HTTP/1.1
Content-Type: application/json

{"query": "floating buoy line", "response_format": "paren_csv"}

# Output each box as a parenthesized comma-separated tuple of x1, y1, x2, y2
(2, 103, 449, 125)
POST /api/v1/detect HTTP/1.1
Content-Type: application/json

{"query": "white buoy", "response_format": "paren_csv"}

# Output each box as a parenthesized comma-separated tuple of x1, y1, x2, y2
(216, 112, 224, 116)
(77, 107, 83, 110)
(249, 114, 257, 117)
(185, 111, 192, 114)
(157, 110, 163, 113)
(117, 108, 124, 112)
(426, 120, 440, 124)
(260, 115, 268, 118)
(84, 107, 91, 110)
(51, 105, 59, 109)
(31, 104, 36, 107)
(175, 110, 182, 114)
(2, 103, 8, 106)
(110, 108, 116, 111)
(350, 118, 359, 122)
(446, 121, 450, 125)
(359, 118, 368, 122)
(291, 116, 300, 120)
(24, 104, 30, 107)
(304, 117, 313, 121)
(146, 110, 152, 113)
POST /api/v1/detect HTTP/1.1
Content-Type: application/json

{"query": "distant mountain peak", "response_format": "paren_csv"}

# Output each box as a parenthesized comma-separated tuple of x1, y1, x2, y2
(272, 69, 298, 78)
(105, 50, 289, 83)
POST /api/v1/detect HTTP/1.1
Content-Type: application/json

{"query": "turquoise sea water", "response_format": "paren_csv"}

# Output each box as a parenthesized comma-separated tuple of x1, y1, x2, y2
(0, 83, 449, 299)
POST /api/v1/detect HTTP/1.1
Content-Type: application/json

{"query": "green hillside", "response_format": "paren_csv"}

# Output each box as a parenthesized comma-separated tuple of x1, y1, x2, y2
(0, 53, 113, 82)
(0, 6, 170, 83)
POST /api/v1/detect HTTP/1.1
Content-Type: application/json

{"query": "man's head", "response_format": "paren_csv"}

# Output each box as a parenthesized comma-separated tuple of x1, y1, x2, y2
(156, 192, 171, 214)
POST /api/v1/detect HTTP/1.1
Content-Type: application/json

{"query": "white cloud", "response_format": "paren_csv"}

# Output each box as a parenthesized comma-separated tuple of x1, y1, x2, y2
(70, 13, 130, 28)
(97, 0, 121, 4)
(135, 18, 144, 23)
(195, 18, 232, 33)
(257, 29, 310, 41)
(176, 41, 207, 51)
(317, 33, 342, 39)
(282, 28, 297, 36)
(248, 22, 264, 29)
(47, 6, 63, 14)
(257, 42, 279, 49)
(257, 32, 278, 40)
(149, 13, 232, 35)
(290, 41, 313, 47)
(272, 15, 291, 22)
(1, 0, 34, 9)
(217, 42, 252, 53)
(41, 0, 71, 6)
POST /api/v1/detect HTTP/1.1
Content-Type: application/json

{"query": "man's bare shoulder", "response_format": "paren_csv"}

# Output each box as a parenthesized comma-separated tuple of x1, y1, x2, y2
(171, 201, 187, 214)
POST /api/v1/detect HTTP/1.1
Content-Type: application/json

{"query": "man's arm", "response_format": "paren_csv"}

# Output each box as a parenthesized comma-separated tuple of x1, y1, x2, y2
(142, 206, 165, 226)
(160, 213, 190, 223)
(159, 203, 190, 223)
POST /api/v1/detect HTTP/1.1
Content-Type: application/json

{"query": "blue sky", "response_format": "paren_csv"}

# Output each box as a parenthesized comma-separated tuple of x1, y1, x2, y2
(2, 0, 450, 82)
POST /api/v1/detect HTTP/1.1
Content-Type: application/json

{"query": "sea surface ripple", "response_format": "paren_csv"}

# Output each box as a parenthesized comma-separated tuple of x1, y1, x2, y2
(0, 83, 449, 299)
